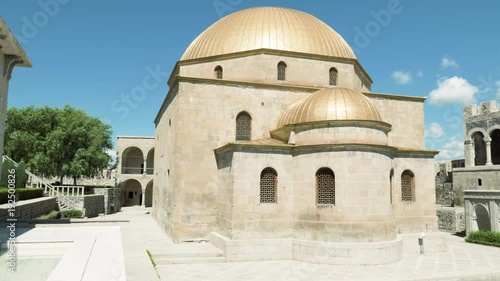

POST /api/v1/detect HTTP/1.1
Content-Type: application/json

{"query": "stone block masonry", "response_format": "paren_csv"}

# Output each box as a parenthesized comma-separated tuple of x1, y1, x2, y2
(93, 188, 121, 214)
(436, 207, 465, 232)
(60, 194, 105, 218)
(0, 197, 57, 219)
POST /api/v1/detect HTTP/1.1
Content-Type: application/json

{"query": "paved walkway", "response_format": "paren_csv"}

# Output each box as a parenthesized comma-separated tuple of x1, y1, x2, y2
(4, 207, 500, 281)
(109, 207, 500, 281)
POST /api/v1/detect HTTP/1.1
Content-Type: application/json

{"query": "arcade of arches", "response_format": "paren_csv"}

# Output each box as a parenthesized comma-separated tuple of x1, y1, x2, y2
(469, 129, 500, 166)
(121, 147, 155, 175)
(121, 179, 153, 207)
(117, 136, 155, 208)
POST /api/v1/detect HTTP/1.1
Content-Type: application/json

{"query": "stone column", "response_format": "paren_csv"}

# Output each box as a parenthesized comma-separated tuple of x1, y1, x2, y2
(485, 141, 493, 166)
(490, 200, 498, 232)
(143, 156, 147, 174)
(465, 198, 474, 236)
(464, 140, 474, 167)
(141, 189, 146, 207)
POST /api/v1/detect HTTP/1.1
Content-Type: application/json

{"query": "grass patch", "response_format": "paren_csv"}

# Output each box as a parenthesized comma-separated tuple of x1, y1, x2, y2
(60, 210, 83, 218)
(35, 209, 83, 219)
(146, 249, 160, 277)
(465, 231, 500, 247)
(146, 249, 157, 267)
(37, 210, 61, 219)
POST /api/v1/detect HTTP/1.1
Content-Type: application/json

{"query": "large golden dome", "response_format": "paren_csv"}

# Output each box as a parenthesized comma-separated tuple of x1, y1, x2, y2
(181, 7, 356, 61)
(277, 87, 381, 127)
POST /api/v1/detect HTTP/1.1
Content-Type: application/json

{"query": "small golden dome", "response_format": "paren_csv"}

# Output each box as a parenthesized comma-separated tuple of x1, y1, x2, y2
(277, 87, 382, 127)
(181, 7, 356, 61)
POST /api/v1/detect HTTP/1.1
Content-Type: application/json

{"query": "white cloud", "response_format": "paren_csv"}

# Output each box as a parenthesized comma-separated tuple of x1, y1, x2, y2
(391, 70, 412, 85)
(416, 70, 424, 78)
(428, 76, 479, 106)
(435, 137, 464, 160)
(441, 57, 459, 69)
(425, 122, 445, 139)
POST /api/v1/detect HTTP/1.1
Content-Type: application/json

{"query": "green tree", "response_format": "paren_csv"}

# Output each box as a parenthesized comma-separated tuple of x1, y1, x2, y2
(5, 105, 113, 185)
(15, 160, 28, 188)
(0, 158, 16, 187)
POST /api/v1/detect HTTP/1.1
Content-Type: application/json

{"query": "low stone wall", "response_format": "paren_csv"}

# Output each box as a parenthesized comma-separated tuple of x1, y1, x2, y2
(60, 195, 105, 218)
(83, 195, 105, 218)
(0, 197, 57, 219)
(93, 188, 121, 214)
(436, 207, 465, 232)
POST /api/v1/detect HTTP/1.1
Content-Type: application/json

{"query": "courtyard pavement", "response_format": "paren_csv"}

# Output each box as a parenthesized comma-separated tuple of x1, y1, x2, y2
(3, 207, 500, 281)
(113, 207, 500, 281)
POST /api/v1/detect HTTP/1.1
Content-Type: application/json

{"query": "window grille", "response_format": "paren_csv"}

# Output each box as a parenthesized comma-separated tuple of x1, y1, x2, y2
(277, 62, 286, 81)
(260, 168, 277, 203)
(214, 66, 223, 79)
(329, 68, 338, 86)
(236, 112, 251, 141)
(316, 168, 335, 204)
(401, 170, 414, 202)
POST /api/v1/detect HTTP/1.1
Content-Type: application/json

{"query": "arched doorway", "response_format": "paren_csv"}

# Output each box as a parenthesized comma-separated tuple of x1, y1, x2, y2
(491, 129, 500, 165)
(145, 180, 153, 207)
(122, 147, 144, 174)
(474, 204, 491, 231)
(121, 179, 142, 206)
(146, 148, 155, 175)
(472, 132, 486, 166)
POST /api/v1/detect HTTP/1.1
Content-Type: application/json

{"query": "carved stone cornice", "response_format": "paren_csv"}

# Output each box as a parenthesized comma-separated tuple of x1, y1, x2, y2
(3, 55, 23, 80)
(464, 190, 500, 200)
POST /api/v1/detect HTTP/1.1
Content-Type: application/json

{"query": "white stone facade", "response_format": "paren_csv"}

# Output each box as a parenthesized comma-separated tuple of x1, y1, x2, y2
(464, 190, 500, 235)
(152, 7, 439, 264)
(0, 17, 32, 170)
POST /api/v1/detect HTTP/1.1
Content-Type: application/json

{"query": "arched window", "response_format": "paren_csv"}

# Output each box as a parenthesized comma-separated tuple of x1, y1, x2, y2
(390, 169, 394, 204)
(401, 170, 415, 202)
(329, 67, 338, 86)
(472, 132, 486, 166)
(491, 129, 500, 165)
(214, 65, 223, 79)
(260, 168, 277, 203)
(316, 168, 335, 204)
(236, 112, 251, 141)
(277, 61, 287, 81)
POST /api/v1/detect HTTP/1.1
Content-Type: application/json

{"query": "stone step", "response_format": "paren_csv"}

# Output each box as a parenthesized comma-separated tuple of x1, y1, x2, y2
(154, 256, 226, 265)
(149, 242, 224, 259)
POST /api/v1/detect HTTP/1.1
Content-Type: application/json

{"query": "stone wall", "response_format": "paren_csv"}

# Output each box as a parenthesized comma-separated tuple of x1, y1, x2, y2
(92, 188, 121, 214)
(83, 195, 105, 218)
(436, 207, 465, 232)
(452, 166, 500, 206)
(0, 197, 57, 219)
(436, 182, 454, 206)
(60, 195, 105, 218)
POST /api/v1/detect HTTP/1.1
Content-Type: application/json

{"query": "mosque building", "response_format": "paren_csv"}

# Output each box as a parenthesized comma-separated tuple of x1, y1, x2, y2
(151, 7, 439, 264)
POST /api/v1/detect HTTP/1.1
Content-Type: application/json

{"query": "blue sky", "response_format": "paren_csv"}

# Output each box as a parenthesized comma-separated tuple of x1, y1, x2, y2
(2, 0, 500, 161)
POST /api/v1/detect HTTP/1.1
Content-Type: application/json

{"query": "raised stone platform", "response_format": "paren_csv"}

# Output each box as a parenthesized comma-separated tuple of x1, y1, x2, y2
(209, 232, 405, 265)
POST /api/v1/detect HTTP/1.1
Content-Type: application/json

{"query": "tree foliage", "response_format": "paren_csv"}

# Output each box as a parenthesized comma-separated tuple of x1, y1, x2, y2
(5, 105, 113, 184)
(15, 160, 28, 188)
(0, 158, 16, 187)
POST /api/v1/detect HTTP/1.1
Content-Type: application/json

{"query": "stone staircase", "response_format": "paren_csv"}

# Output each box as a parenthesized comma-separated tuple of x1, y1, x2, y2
(2, 155, 85, 216)
(150, 242, 226, 265)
